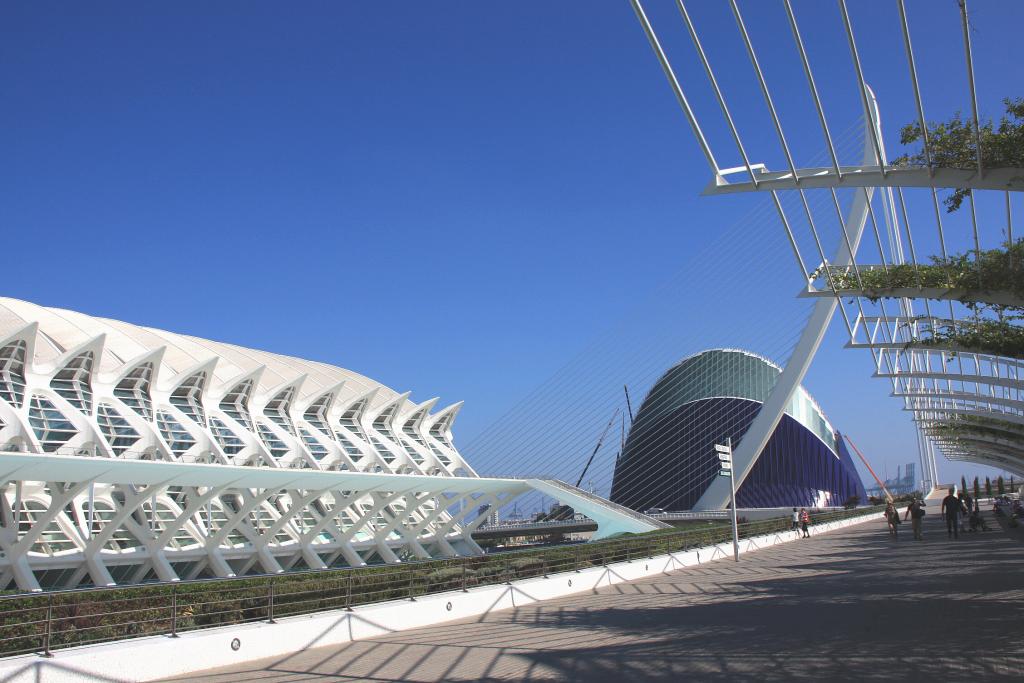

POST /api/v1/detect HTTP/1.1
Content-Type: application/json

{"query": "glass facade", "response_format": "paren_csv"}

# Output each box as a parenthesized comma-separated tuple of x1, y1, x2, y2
(299, 427, 329, 460)
(302, 394, 334, 436)
(209, 416, 245, 455)
(28, 395, 77, 452)
(113, 363, 153, 420)
(256, 421, 288, 459)
(265, 386, 297, 436)
(156, 410, 196, 457)
(610, 349, 866, 511)
(219, 380, 254, 430)
(96, 403, 140, 456)
(50, 352, 94, 415)
(170, 372, 207, 427)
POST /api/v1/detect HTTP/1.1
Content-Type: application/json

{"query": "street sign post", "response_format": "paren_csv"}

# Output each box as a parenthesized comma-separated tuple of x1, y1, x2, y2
(714, 438, 740, 562)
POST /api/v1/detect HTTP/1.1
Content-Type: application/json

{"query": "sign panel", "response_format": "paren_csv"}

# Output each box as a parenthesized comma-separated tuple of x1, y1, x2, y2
(714, 444, 732, 454)
(717, 453, 732, 462)
(718, 469, 732, 477)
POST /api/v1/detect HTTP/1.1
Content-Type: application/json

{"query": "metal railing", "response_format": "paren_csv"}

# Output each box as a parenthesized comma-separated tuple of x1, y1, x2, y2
(0, 506, 882, 659)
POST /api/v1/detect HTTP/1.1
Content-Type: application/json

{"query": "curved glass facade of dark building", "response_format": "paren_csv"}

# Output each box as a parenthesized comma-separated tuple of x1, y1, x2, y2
(610, 349, 866, 511)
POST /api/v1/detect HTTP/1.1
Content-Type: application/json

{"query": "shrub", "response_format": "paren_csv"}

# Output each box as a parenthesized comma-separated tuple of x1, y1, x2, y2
(893, 98, 1024, 212)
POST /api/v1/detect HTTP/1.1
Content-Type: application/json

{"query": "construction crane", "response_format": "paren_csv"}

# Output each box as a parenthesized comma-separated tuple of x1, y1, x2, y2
(540, 409, 621, 522)
(575, 409, 620, 488)
(844, 434, 895, 503)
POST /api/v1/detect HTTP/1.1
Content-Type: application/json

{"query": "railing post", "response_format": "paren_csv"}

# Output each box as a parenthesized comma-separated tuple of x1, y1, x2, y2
(574, 545, 580, 572)
(41, 594, 53, 658)
(345, 571, 353, 611)
(408, 570, 416, 601)
(461, 562, 468, 592)
(170, 585, 179, 638)
(505, 556, 512, 584)
(267, 578, 276, 624)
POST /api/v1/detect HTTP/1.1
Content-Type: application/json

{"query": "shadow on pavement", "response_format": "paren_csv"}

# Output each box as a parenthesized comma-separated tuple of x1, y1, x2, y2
(168, 514, 1024, 682)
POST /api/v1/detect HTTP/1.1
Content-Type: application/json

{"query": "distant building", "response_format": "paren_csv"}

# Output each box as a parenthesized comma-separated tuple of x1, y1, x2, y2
(477, 504, 499, 527)
(611, 349, 867, 511)
(866, 462, 917, 497)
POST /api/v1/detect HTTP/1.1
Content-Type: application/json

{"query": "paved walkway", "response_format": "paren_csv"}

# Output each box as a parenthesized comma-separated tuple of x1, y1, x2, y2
(169, 513, 1024, 682)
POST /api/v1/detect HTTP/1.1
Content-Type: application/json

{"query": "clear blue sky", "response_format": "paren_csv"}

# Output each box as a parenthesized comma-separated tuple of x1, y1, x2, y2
(3, 1, 1022, 487)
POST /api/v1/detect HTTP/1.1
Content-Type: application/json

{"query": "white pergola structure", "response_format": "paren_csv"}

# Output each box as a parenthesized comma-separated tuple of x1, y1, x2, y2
(0, 297, 661, 592)
(629, 0, 1024, 505)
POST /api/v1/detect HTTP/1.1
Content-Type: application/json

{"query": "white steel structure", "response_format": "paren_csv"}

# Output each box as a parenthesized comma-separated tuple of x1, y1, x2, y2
(629, 0, 1024, 498)
(0, 297, 661, 592)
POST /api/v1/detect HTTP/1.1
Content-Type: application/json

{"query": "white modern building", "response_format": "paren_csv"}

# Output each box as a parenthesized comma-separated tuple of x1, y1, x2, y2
(0, 297, 660, 592)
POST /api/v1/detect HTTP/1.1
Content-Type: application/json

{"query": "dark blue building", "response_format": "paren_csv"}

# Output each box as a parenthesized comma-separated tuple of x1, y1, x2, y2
(610, 349, 866, 511)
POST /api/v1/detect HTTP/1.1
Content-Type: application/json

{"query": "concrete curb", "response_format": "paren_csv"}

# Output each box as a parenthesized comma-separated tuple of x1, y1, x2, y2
(0, 512, 883, 683)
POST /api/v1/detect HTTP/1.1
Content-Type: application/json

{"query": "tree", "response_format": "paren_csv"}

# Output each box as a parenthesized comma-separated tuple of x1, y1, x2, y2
(894, 98, 1024, 212)
(998, 476, 1006, 495)
(974, 476, 981, 500)
(986, 476, 993, 497)
(1012, 476, 1017, 493)
(961, 475, 968, 494)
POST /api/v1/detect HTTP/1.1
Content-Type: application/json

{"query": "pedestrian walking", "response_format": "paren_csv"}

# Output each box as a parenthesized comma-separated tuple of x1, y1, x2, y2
(885, 502, 899, 538)
(904, 498, 925, 540)
(800, 507, 810, 538)
(791, 507, 800, 533)
(958, 492, 969, 533)
(941, 487, 965, 539)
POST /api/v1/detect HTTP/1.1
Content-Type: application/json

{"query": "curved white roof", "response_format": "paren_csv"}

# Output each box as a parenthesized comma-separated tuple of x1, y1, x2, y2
(0, 297, 397, 407)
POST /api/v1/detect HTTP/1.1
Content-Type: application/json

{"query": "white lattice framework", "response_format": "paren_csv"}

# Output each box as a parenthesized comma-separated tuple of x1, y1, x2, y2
(629, 0, 1024, 497)
(0, 298, 661, 592)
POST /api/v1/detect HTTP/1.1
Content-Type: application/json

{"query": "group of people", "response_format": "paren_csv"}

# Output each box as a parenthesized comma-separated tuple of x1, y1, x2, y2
(992, 496, 1022, 519)
(883, 499, 926, 540)
(790, 507, 811, 538)
(884, 487, 990, 541)
(943, 487, 990, 536)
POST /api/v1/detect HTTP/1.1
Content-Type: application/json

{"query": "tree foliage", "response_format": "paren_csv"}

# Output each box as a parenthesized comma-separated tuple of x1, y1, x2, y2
(910, 317, 1024, 360)
(814, 239, 1024, 315)
(893, 98, 1024, 212)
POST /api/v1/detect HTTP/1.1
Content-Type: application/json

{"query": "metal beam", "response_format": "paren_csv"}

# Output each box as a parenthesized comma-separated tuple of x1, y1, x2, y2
(704, 165, 1024, 196)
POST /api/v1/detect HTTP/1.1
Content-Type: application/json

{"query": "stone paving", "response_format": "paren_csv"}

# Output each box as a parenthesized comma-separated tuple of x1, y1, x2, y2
(168, 512, 1024, 682)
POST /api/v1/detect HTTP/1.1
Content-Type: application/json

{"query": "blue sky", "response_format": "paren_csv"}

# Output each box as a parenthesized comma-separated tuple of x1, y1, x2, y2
(3, 1, 1022, 487)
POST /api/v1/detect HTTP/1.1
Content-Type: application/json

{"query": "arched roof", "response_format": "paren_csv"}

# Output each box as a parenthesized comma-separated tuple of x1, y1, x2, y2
(0, 297, 397, 407)
(637, 348, 837, 452)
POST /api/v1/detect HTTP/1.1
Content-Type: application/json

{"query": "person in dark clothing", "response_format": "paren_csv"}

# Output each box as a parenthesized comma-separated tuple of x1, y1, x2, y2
(941, 487, 965, 539)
